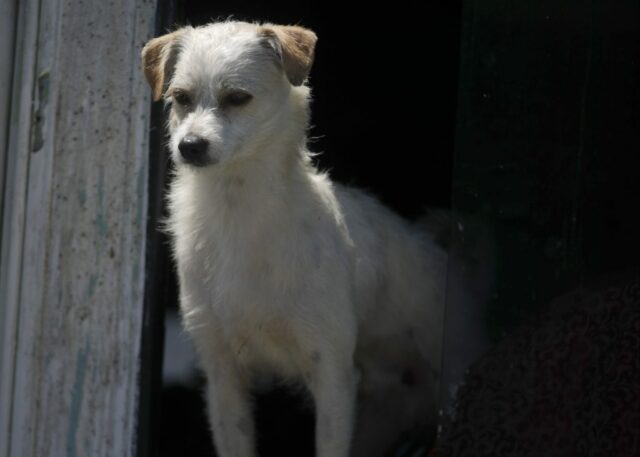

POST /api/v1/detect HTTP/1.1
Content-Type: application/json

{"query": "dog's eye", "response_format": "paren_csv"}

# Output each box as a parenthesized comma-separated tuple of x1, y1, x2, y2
(173, 91, 192, 107)
(222, 91, 253, 108)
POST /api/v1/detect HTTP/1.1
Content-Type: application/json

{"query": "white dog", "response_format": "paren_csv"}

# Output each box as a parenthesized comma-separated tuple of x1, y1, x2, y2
(142, 21, 448, 457)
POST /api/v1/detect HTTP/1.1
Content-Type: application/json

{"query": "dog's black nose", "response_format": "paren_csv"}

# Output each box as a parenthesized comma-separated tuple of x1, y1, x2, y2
(178, 135, 210, 166)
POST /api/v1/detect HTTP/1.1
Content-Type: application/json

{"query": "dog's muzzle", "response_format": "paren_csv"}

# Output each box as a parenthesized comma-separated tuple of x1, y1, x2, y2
(178, 134, 214, 167)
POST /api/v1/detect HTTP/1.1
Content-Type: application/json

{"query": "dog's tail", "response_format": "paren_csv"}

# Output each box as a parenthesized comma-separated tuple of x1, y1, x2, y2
(416, 209, 495, 302)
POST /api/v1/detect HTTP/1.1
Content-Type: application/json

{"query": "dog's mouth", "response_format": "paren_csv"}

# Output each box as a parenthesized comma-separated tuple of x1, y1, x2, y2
(180, 155, 217, 167)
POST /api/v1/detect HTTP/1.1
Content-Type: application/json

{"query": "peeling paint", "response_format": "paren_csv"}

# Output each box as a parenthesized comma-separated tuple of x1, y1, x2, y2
(85, 274, 97, 299)
(136, 165, 145, 227)
(77, 189, 86, 205)
(31, 71, 50, 152)
(66, 342, 90, 457)
(95, 168, 108, 237)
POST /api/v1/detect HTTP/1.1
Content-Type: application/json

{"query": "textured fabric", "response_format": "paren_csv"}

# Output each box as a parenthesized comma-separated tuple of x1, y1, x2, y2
(438, 270, 640, 457)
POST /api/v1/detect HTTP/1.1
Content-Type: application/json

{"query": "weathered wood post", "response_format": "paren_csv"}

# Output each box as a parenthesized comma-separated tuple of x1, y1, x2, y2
(0, 0, 157, 455)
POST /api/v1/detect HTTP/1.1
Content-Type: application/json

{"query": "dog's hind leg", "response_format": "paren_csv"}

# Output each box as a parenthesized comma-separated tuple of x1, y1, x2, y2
(351, 366, 438, 457)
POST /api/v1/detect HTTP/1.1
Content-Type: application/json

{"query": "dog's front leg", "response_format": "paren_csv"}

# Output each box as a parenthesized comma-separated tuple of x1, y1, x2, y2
(203, 361, 255, 457)
(308, 348, 359, 457)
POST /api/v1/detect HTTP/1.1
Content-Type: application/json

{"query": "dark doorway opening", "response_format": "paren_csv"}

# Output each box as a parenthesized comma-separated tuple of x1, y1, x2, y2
(139, 1, 640, 457)
(139, 1, 462, 457)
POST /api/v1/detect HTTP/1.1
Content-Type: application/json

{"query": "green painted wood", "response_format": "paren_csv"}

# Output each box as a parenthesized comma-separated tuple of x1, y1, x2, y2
(0, 0, 156, 455)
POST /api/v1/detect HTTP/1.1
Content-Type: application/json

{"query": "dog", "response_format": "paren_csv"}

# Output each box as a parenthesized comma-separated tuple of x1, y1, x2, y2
(142, 21, 449, 457)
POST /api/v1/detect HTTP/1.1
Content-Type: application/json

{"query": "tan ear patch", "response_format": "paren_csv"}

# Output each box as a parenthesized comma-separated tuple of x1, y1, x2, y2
(258, 25, 318, 86)
(141, 30, 184, 101)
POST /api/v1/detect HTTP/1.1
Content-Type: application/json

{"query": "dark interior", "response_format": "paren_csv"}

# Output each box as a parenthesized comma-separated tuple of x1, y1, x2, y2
(138, 1, 640, 456)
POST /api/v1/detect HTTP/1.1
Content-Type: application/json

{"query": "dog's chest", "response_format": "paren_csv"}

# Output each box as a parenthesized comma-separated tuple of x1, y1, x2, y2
(172, 200, 319, 374)
(178, 232, 309, 374)
(169, 170, 352, 376)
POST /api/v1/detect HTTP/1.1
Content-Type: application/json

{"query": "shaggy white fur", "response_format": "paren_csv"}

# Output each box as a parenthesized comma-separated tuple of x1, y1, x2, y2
(142, 21, 448, 457)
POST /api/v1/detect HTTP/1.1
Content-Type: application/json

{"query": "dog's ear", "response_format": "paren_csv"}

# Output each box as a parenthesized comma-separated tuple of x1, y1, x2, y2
(258, 25, 317, 86)
(141, 30, 184, 101)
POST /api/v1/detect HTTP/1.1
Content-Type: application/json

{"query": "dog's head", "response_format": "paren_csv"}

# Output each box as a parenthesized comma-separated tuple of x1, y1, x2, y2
(141, 21, 317, 167)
